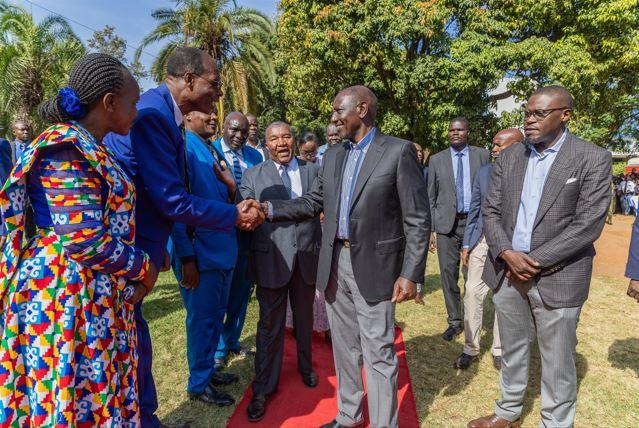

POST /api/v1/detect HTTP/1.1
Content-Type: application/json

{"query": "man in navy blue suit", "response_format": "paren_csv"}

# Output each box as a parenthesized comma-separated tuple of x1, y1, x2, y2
(210, 112, 264, 369)
(105, 47, 264, 428)
(454, 128, 523, 372)
(626, 215, 639, 302)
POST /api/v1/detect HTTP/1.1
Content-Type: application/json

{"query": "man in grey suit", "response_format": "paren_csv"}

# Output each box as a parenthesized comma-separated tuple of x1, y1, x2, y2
(256, 85, 430, 428)
(240, 121, 322, 422)
(428, 117, 490, 340)
(454, 128, 523, 371)
(469, 86, 612, 428)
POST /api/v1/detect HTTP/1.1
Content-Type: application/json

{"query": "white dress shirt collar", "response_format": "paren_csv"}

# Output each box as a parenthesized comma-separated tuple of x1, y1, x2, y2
(169, 92, 183, 126)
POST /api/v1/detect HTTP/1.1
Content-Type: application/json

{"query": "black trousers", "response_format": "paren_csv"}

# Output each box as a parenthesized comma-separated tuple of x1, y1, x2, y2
(436, 216, 468, 328)
(253, 261, 315, 396)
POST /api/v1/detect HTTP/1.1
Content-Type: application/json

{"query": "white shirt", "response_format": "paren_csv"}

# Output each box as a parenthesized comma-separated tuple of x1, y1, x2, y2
(220, 139, 249, 171)
(170, 92, 183, 126)
(627, 180, 636, 194)
(273, 157, 302, 199)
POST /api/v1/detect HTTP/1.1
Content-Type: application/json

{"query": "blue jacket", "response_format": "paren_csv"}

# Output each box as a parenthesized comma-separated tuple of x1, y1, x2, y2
(170, 131, 238, 273)
(463, 162, 493, 252)
(0, 138, 12, 187)
(626, 215, 639, 279)
(211, 137, 263, 187)
(105, 84, 238, 267)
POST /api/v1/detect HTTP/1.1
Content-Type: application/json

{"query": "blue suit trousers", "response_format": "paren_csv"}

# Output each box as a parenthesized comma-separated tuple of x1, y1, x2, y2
(179, 269, 233, 393)
(216, 253, 253, 359)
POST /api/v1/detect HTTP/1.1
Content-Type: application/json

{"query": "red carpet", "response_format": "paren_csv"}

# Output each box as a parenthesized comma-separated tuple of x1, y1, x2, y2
(227, 326, 419, 427)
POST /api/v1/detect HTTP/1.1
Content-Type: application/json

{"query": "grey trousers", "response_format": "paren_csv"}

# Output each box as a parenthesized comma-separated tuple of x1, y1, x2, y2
(325, 243, 398, 428)
(436, 217, 467, 328)
(493, 280, 582, 428)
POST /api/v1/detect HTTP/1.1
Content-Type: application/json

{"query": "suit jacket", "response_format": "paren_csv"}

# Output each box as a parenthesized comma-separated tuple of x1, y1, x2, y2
(211, 137, 263, 185)
(0, 138, 12, 187)
(105, 84, 238, 267)
(482, 132, 612, 307)
(626, 215, 639, 279)
(463, 163, 493, 252)
(241, 159, 322, 288)
(169, 131, 238, 274)
(270, 132, 431, 302)
(428, 145, 490, 234)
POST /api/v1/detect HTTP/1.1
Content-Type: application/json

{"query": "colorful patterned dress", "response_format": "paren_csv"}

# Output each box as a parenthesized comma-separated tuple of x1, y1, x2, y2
(0, 122, 150, 427)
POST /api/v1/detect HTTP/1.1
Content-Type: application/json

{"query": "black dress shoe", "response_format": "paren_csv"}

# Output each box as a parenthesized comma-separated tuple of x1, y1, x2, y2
(493, 355, 502, 370)
(442, 325, 463, 341)
(453, 352, 478, 370)
(301, 371, 318, 388)
(188, 385, 235, 406)
(229, 346, 255, 357)
(210, 371, 239, 386)
(320, 420, 364, 428)
(247, 394, 267, 422)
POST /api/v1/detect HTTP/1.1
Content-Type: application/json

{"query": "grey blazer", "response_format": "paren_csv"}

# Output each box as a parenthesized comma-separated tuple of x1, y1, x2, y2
(240, 159, 322, 289)
(462, 163, 493, 251)
(428, 146, 491, 234)
(482, 132, 612, 307)
(270, 132, 431, 302)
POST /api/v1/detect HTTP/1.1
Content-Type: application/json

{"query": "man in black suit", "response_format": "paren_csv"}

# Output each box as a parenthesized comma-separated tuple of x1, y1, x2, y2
(240, 121, 322, 422)
(254, 85, 430, 428)
(428, 118, 490, 340)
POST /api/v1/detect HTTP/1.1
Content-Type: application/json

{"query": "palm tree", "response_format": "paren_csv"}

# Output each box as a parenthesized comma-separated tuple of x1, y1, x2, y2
(135, 0, 275, 118)
(0, 2, 85, 132)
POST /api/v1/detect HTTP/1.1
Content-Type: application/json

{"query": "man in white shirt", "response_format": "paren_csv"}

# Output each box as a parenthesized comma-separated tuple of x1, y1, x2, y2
(246, 113, 269, 161)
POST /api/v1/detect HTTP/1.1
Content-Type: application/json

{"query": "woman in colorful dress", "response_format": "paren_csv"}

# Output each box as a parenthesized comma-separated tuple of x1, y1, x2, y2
(0, 53, 158, 427)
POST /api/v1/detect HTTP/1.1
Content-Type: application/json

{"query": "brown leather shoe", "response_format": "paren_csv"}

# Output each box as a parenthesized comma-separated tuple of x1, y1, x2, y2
(467, 414, 521, 428)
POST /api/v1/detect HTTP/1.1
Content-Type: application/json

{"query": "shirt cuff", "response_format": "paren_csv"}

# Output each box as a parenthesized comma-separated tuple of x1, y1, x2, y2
(267, 201, 274, 221)
(463, 245, 469, 249)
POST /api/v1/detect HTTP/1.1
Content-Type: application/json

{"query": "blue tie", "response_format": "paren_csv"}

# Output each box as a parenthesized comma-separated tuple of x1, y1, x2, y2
(456, 151, 465, 213)
(231, 150, 242, 183)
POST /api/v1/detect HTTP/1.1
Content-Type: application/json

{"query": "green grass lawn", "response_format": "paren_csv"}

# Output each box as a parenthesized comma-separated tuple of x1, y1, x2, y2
(146, 259, 639, 427)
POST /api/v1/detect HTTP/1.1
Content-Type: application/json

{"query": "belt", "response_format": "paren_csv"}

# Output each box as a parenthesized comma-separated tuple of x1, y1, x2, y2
(455, 212, 468, 219)
(335, 238, 351, 248)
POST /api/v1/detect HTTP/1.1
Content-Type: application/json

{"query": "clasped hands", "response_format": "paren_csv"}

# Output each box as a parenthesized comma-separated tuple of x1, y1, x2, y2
(236, 199, 267, 231)
(500, 249, 541, 284)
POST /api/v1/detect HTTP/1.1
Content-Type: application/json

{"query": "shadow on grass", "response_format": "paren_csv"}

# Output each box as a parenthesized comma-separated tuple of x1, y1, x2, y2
(608, 338, 639, 377)
(142, 281, 185, 323)
(422, 273, 444, 296)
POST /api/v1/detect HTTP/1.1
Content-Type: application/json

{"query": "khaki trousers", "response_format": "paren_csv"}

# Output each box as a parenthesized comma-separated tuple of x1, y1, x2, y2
(462, 236, 501, 357)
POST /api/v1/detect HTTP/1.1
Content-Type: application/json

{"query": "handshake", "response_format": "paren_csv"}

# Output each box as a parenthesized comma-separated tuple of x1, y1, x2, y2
(236, 199, 268, 231)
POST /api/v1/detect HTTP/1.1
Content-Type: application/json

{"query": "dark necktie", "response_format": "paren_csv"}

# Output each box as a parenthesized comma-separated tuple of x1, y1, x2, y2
(231, 150, 243, 183)
(456, 151, 465, 213)
(280, 164, 292, 198)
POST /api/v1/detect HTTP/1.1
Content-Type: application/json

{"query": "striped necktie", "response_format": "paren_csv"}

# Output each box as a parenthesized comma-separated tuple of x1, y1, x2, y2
(231, 150, 243, 183)
(280, 164, 292, 198)
(455, 151, 465, 213)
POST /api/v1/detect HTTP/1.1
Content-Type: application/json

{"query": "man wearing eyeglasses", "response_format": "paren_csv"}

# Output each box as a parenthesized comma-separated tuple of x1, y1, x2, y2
(468, 86, 612, 428)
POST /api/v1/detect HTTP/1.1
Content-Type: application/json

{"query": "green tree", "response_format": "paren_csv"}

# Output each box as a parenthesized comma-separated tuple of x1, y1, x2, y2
(87, 25, 149, 86)
(276, 0, 639, 151)
(0, 1, 85, 132)
(135, 0, 275, 118)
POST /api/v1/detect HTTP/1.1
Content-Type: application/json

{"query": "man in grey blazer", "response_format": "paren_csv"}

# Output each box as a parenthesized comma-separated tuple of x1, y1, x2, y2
(240, 121, 322, 422)
(454, 128, 523, 371)
(256, 85, 430, 428)
(428, 117, 490, 340)
(469, 86, 612, 428)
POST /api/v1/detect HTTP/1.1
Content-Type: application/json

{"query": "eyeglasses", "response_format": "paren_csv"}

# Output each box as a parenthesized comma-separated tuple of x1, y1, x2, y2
(192, 73, 221, 92)
(522, 107, 569, 121)
(299, 151, 318, 158)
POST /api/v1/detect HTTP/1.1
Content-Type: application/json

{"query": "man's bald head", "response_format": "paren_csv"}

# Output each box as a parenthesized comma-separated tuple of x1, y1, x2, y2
(222, 111, 249, 150)
(331, 85, 378, 142)
(530, 85, 574, 109)
(492, 127, 524, 158)
(337, 85, 378, 120)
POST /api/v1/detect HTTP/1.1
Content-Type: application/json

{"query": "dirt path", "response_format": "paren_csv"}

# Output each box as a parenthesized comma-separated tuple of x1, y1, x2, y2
(593, 214, 634, 280)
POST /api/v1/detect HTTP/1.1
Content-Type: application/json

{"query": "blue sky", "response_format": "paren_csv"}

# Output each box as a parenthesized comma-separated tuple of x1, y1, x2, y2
(12, 0, 279, 88)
